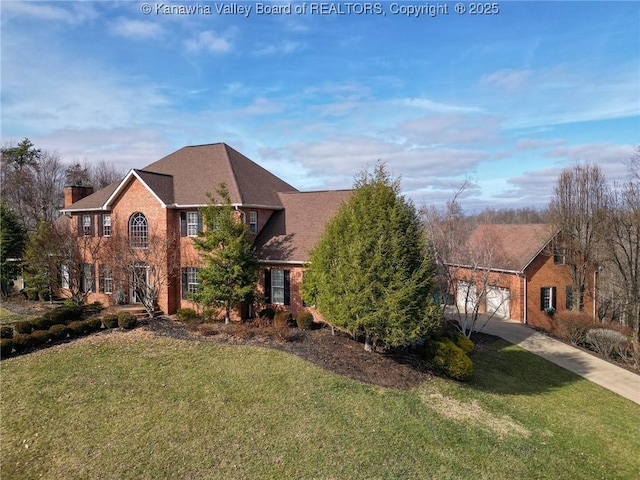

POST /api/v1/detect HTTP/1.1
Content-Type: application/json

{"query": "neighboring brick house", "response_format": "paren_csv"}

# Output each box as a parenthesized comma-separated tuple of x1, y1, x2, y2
(60, 143, 351, 319)
(448, 224, 598, 331)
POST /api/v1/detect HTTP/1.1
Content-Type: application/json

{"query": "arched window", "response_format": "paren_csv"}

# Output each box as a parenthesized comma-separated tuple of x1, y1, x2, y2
(129, 212, 148, 248)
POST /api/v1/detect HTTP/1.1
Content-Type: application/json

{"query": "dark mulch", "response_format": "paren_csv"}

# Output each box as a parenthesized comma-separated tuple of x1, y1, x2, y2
(146, 317, 435, 390)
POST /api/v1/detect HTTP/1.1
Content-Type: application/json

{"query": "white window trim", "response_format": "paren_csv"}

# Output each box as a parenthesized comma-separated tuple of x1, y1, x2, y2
(187, 212, 199, 237)
(271, 269, 285, 305)
(249, 211, 258, 235)
(103, 214, 111, 237)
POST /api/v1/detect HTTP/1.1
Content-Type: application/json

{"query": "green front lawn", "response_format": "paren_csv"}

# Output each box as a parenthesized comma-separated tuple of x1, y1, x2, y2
(1, 330, 638, 479)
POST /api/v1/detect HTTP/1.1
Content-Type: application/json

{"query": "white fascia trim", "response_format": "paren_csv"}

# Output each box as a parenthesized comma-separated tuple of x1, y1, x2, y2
(167, 203, 284, 210)
(444, 262, 523, 276)
(60, 207, 109, 213)
(258, 260, 306, 266)
(103, 170, 167, 210)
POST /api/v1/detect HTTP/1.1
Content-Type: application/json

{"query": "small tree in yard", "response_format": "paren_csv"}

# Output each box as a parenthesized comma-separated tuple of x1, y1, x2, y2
(0, 203, 26, 296)
(304, 163, 440, 351)
(193, 184, 259, 324)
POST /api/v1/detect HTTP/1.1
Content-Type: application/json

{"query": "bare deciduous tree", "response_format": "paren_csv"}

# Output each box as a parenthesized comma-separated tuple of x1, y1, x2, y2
(548, 163, 609, 313)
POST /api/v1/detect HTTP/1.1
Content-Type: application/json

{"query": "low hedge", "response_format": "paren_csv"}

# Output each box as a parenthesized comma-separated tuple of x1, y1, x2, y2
(12, 333, 36, 352)
(14, 321, 33, 335)
(31, 316, 52, 331)
(48, 324, 68, 341)
(1, 338, 13, 357)
(426, 338, 473, 382)
(296, 312, 314, 330)
(30, 330, 51, 346)
(102, 313, 119, 329)
(176, 308, 197, 323)
(118, 313, 137, 330)
(67, 320, 88, 337)
(0, 326, 14, 339)
(43, 305, 84, 325)
(455, 333, 475, 354)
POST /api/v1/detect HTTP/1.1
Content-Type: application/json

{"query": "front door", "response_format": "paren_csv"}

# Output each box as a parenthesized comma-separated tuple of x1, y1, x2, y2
(130, 264, 148, 304)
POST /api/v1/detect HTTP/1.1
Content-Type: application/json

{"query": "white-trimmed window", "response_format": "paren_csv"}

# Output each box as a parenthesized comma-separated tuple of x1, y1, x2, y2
(249, 211, 258, 235)
(100, 265, 113, 294)
(129, 212, 148, 248)
(102, 214, 111, 237)
(82, 263, 94, 293)
(182, 267, 199, 298)
(83, 215, 92, 236)
(187, 212, 200, 237)
(540, 286, 556, 311)
(61, 265, 70, 289)
(271, 269, 285, 305)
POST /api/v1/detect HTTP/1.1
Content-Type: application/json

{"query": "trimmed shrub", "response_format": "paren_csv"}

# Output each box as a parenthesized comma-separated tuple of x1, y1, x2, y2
(427, 338, 473, 382)
(14, 321, 33, 334)
(176, 308, 197, 323)
(554, 311, 594, 345)
(118, 313, 137, 330)
(273, 311, 293, 328)
(22, 287, 39, 301)
(296, 311, 314, 330)
(455, 333, 475, 354)
(30, 329, 51, 346)
(12, 333, 35, 352)
(48, 324, 68, 341)
(1, 338, 13, 356)
(85, 317, 103, 333)
(68, 320, 88, 336)
(0, 326, 14, 339)
(38, 289, 51, 301)
(102, 313, 119, 329)
(258, 308, 276, 321)
(43, 305, 84, 326)
(31, 316, 52, 331)
(586, 328, 627, 359)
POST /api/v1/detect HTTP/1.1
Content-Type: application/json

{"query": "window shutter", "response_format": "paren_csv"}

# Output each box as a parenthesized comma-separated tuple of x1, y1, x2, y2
(197, 212, 203, 233)
(540, 288, 545, 311)
(89, 215, 95, 237)
(284, 270, 290, 306)
(551, 287, 557, 309)
(181, 269, 187, 299)
(77, 215, 83, 236)
(180, 212, 187, 237)
(264, 269, 271, 304)
(565, 286, 572, 310)
(97, 214, 103, 237)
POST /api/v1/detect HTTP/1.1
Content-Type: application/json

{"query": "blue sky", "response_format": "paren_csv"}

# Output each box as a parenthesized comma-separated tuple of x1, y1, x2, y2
(1, 1, 638, 210)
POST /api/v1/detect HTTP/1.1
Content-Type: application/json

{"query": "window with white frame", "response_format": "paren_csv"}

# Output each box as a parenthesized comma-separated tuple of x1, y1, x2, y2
(129, 212, 148, 248)
(82, 263, 94, 293)
(271, 269, 285, 304)
(61, 265, 70, 289)
(187, 212, 200, 236)
(83, 215, 92, 236)
(540, 286, 556, 311)
(249, 211, 258, 235)
(182, 267, 199, 298)
(102, 214, 111, 237)
(101, 265, 113, 294)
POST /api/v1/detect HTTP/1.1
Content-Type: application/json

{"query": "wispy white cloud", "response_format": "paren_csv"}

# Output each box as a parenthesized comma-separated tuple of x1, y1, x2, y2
(253, 40, 305, 56)
(111, 18, 164, 40)
(479, 69, 533, 93)
(185, 30, 234, 53)
(397, 98, 483, 115)
(1, 1, 99, 25)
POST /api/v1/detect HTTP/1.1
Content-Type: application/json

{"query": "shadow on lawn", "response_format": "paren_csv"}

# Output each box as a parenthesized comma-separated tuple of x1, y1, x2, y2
(469, 333, 585, 396)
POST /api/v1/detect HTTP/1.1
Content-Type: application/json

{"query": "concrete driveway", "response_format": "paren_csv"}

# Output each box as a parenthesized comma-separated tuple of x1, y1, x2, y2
(473, 315, 640, 405)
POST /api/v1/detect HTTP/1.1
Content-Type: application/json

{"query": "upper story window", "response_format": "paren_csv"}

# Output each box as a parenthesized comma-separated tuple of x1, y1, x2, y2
(129, 212, 148, 248)
(553, 248, 566, 265)
(83, 215, 92, 236)
(249, 211, 258, 235)
(102, 214, 111, 237)
(181, 211, 202, 237)
(187, 212, 200, 236)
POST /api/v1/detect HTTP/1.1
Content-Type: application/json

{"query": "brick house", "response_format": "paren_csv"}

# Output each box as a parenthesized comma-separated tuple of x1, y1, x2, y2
(60, 143, 351, 319)
(449, 224, 598, 331)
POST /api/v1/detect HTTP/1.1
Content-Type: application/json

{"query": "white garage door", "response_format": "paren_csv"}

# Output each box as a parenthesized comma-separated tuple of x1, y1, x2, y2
(456, 281, 477, 312)
(486, 287, 510, 318)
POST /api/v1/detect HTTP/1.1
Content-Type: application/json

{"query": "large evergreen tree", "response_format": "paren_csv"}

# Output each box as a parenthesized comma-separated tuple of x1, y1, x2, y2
(304, 164, 440, 351)
(0, 203, 26, 296)
(193, 184, 259, 324)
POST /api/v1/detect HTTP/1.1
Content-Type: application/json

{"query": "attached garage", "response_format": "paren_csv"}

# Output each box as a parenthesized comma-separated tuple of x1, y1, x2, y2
(486, 286, 510, 318)
(456, 281, 477, 312)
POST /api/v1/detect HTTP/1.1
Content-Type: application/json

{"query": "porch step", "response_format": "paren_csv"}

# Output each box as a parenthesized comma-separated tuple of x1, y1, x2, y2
(106, 305, 163, 319)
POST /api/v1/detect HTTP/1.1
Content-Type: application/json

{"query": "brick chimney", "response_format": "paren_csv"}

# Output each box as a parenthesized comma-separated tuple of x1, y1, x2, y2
(63, 185, 94, 208)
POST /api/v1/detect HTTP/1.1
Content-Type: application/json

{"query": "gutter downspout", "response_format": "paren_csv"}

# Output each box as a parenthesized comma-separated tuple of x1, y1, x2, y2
(523, 273, 527, 325)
